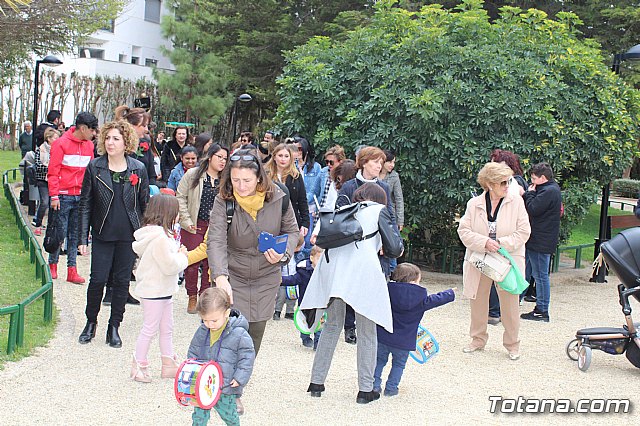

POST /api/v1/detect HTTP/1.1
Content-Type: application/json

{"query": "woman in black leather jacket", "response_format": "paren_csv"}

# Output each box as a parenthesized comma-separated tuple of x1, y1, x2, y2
(78, 120, 150, 348)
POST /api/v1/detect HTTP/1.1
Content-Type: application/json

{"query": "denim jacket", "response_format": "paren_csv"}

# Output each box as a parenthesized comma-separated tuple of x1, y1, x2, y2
(303, 162, 322, 205)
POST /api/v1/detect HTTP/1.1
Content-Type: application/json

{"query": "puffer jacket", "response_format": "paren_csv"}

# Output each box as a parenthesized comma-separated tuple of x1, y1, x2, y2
(79, 155, 149, 245)
(187, 309, 255, 396)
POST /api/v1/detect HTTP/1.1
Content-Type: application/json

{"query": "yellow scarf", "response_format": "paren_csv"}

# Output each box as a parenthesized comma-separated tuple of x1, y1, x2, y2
(209, 318, 229, 347)
(233, 190, 266, 220)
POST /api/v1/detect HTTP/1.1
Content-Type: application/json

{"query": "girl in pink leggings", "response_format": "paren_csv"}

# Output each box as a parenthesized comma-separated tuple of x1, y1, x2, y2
(131, 194, 188, 383)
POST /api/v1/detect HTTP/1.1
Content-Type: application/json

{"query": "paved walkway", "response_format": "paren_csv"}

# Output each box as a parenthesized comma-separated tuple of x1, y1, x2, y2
(0, 186, 637, 425)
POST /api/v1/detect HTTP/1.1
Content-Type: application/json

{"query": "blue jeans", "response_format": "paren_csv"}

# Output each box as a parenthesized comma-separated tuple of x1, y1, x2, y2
(489, 283, 500, 318)
(525, 249, 551, 313)
(373, 342, 410, 393)
(48, 195, 80, 267)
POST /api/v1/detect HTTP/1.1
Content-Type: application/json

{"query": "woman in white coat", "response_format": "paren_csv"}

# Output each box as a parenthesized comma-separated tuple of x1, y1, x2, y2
(302, 183, 403, 404)
(457, 162, 530, 361)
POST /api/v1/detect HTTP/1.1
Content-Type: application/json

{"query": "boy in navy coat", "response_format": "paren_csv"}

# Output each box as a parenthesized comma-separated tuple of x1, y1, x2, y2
(374, 262, 455, 396)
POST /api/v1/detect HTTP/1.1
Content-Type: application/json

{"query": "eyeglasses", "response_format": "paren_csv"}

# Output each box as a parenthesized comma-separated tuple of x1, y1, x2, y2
(212, 153, 227, 162)
(326, 160, 335, 166)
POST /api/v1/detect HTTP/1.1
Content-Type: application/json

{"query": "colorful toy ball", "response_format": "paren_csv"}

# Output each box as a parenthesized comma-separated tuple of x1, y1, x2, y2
(409, 325, 440, 364)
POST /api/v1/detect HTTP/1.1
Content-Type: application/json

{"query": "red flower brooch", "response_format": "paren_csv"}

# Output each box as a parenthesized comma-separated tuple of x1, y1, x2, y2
(129, 173, 139, 186)
(139, 142, 149, 152)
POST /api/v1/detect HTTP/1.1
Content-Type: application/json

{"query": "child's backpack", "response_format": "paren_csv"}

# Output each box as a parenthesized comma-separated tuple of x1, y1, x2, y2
(226, 181, 290, 229)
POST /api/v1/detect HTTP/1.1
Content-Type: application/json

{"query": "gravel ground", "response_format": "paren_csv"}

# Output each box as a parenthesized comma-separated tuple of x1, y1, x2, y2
(0, 197, 638, 425)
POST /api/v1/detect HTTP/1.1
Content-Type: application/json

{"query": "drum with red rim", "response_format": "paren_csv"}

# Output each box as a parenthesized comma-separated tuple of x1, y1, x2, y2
(174, 359, 223, 409)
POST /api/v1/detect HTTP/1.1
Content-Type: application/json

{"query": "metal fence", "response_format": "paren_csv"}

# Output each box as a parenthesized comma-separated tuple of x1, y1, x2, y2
(1, 168, 53, 354)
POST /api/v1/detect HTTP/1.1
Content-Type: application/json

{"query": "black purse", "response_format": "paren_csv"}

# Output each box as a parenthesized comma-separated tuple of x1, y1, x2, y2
(43, 208, 64, 254)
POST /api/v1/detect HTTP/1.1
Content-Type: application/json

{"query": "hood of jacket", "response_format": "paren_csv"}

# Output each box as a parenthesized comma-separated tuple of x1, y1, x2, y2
(132, 225, 168, 256)
(195, 308, 249, 335)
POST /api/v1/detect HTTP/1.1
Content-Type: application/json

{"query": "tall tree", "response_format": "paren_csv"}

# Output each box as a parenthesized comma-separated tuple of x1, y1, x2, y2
(154, 1, 233, 126)
(0, 0, 124, 71)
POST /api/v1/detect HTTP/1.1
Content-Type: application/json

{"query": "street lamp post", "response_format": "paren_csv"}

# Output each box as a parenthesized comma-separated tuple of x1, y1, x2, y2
(27, 55, 62, 215)
(591, 44, 640, 283)
(231, 93, 252, 145)
(31, 55, 63, 151)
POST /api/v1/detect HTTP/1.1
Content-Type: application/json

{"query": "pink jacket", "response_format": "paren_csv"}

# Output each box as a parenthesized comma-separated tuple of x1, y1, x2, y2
(457, 191, 531, 299)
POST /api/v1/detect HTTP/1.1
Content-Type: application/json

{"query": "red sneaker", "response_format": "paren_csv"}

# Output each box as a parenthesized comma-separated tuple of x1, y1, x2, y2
(49, 263, 58, 279)
(34, 227, 42, 236)
(67, 266, 86, 284)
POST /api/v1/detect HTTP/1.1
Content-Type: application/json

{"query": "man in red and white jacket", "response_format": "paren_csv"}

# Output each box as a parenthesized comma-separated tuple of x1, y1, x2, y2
(47, 112, 98, 283)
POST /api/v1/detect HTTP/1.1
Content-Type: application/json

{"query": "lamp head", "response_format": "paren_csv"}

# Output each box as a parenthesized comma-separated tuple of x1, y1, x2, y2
(39, 55, 63, 66)
(238, 93, 252, 103)
(622, 44, 640, 62)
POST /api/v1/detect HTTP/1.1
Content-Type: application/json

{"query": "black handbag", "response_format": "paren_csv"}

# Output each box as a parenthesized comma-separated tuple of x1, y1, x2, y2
(43, 208, 64, 254)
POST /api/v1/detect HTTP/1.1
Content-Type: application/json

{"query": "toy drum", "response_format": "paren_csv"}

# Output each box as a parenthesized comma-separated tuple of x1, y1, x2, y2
(409, 325, 440, 364)
(294, 307, 327, 335)
(285, 285, 299, 300)
(174, 359, 223, 409)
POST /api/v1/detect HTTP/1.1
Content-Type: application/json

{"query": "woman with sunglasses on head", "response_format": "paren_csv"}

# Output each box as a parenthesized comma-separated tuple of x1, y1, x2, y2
(177, 143, 229, 314)
(457, 162, 530, 361)
(207, 149, 299, 354)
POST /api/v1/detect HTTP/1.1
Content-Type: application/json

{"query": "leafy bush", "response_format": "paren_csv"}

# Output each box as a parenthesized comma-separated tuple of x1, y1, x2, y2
(275, 0, 640, 246)
(612, 179, 640, 198)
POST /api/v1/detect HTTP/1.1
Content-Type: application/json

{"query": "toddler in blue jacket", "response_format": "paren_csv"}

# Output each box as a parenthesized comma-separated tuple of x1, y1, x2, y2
(374, 262, 456, 397)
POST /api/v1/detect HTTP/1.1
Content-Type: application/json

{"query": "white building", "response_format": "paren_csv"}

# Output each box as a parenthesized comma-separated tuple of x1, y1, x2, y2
(58, 0, 174, 79)
(54, 0, 174, 123)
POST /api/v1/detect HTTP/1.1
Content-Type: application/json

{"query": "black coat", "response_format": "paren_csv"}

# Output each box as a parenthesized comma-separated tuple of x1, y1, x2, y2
(523, 180, 562, 254)
(160, 140, 184, 181)
(134, 138, 156, 186)
(635, 194, 640, 219)
(79, 155, 149, 245)
(285, 174, 310, 229)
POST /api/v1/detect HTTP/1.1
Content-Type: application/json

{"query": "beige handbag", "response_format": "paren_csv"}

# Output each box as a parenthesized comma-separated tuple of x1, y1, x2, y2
(468, 250, 511, 283)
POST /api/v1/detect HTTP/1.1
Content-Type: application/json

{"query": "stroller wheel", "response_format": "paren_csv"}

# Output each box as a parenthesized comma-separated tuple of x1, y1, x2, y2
(566, 339, 580, 361)
(578, 345, 592, 372)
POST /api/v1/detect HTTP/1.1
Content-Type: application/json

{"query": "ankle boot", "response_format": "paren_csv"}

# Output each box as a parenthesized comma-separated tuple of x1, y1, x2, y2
(78, 321, 97, 344)
(106, 324, 122, 348)
(131, 355, 152, 383)
(161, 354, 180, 378)
(49, 263, 58, 279)
(66, 266, 86, 284)
(356, 390, 381, 404)
(187, 295, 198, 314)
(307, 383, 325, 397)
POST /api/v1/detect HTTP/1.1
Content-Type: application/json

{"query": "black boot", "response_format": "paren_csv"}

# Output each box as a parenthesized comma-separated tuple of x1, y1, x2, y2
(356, 390, 381, 404)
(106, 324, 122, 348)
(126, 292, 140, 305)
(344, 327, 357, 344)
(307, 383, 325, 397)
(102, 287, 112, 306)
(78, 322, 97, 344)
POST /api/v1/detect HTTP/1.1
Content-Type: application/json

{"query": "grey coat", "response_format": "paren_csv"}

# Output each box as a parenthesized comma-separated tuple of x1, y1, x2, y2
(187, 309, 255, 396)
(207, 185, 299, 322)
(382, 170, 404, 226)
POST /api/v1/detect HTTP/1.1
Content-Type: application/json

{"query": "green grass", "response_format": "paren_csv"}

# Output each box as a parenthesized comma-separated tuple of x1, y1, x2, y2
(0, 149, 57, 367)
(565, 204, 631, 247)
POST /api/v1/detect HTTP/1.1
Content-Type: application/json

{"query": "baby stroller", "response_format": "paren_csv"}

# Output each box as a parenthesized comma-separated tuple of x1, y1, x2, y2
(565, 227, 640, 372)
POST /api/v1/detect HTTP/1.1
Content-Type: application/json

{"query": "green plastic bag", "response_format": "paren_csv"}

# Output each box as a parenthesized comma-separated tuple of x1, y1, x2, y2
(496, 248, 529, 295)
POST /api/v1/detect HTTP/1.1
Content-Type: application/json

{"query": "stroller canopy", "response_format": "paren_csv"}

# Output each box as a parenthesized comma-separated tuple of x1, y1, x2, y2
(601, 227, 640, 302)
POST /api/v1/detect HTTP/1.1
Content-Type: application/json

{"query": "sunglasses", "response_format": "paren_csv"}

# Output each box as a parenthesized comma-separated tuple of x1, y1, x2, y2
(230, 154, 260, 165)
(326, 160, 335, 166)
(211, 153, 227, 162)
(499, 177, 513, 187)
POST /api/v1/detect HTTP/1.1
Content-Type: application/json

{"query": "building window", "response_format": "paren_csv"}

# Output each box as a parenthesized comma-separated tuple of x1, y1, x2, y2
(119, 54, 128, 63)
(79, 47, 105, 59)
(144, 0, 161, 23)
(145, 58, 158, 67)
(132, 57, 140, 65)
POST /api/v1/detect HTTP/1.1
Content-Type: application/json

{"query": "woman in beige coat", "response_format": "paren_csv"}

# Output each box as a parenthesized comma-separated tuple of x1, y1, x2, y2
(207, 149, 299, 354)
(176, 144, 228, 313)
(457, 162, 530, 360)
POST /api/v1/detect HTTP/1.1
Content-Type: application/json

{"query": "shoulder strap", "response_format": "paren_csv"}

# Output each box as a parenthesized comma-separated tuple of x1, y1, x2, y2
(226, 199, 235, 230)
(274, 181, 289, 215)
